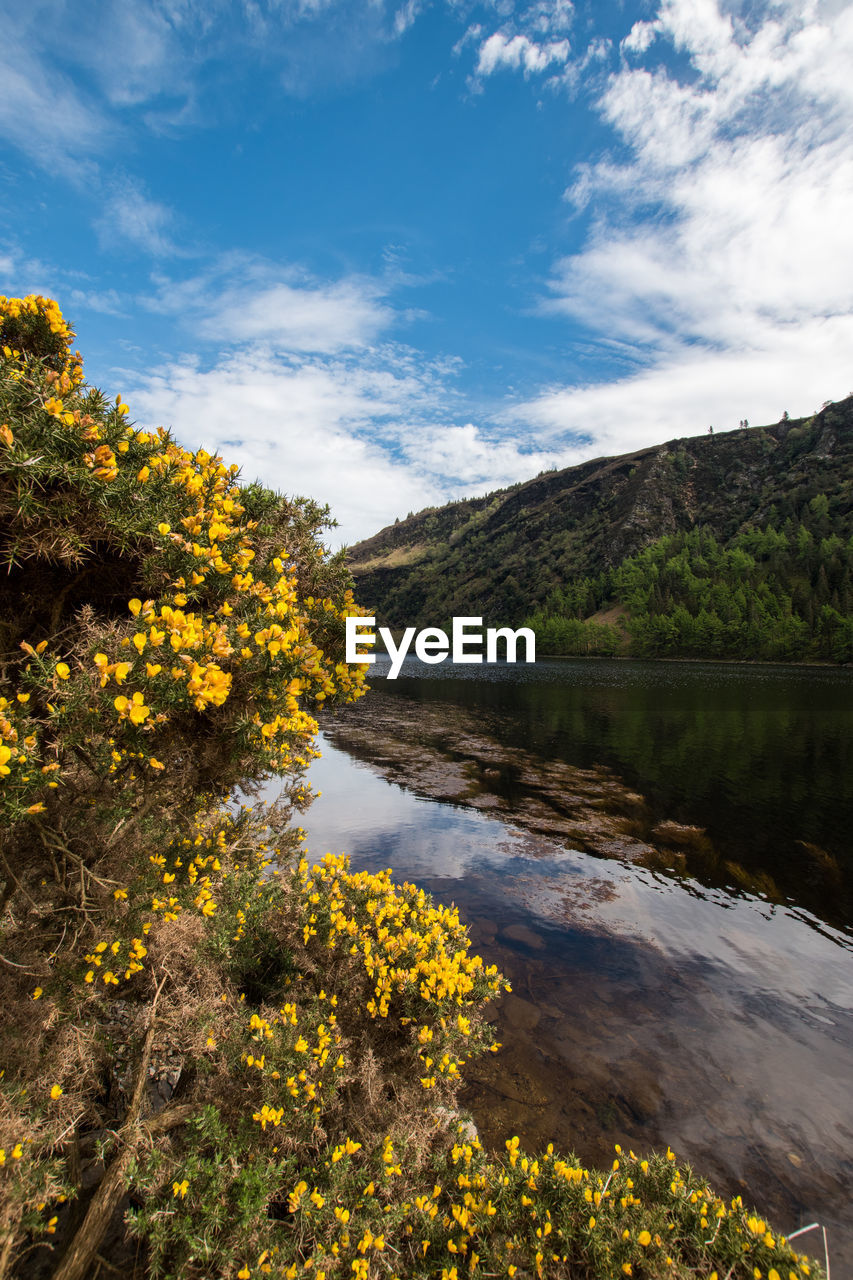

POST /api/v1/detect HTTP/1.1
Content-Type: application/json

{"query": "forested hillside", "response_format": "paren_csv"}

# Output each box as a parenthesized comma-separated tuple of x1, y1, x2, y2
(528, 502, 853, 661)
(347, 400, 853, 655)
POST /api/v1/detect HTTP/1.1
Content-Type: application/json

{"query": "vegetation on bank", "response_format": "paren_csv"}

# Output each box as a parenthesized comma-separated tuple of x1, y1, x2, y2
(0, 297, 825, 1279)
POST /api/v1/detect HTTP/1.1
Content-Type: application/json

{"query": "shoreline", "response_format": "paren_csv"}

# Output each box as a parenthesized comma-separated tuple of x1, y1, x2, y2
(534, 651, 848, 668)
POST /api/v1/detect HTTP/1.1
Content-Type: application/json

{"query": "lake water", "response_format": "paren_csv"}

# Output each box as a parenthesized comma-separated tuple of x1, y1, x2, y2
(281, 659, 853, 1268)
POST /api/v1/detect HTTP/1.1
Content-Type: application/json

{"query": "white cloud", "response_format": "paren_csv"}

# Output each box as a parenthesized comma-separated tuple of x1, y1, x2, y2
(0, 36, 109, 175)
(527, 0, 853, 445)
(510, 314, 853, 460)
(119, 263, 562, 542)
(476, 32, 571, 77)
(621, 21, 658, 56)
(402, 421, 556, 487)
(394, 0, 423, 36)
(466, 0, 577, 88)
(68, 288, 128, 316)
(0, 0, 427, 227)
(0, 11, 185, 255)
(142, 258, 396, 354)
(525, 0, 574, 37)
(121, 346, 446, 544)
(86, 2, 191, 108)
(452, 24, 483, 57)
(99, 181, 180, 257)
(199, 280, 394, 353)
(123, 344, 565, 544)
(0, 246, 94, 306)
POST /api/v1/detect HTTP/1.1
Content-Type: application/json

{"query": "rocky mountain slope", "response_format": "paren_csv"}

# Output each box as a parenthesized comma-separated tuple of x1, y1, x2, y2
(347, 398, 853, 627)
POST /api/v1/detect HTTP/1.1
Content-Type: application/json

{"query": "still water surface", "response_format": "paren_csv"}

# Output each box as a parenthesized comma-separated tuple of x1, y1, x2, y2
(291, 659, 853, 1265)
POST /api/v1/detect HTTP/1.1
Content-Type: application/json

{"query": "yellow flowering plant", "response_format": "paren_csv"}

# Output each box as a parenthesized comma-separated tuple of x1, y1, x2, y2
(0, 297, 366, 1273)
(0, 295, 366, 824)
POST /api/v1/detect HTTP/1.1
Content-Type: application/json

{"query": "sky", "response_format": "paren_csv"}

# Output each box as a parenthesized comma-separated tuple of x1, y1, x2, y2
(1, 0, 852, 546)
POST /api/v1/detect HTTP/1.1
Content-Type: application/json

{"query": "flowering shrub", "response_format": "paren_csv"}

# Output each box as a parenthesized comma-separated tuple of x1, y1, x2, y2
(0, 299, 823, 1280)
(0, 294, 365, 827)
(0, 296, 366, 1274)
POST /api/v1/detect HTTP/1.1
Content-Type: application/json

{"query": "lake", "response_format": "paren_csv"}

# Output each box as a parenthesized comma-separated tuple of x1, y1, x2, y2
(279, 658, 853, 1269)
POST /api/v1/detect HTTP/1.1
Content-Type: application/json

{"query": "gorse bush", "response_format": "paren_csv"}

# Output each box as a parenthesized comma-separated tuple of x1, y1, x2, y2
(0, 293, 367, 1275)
(0, 298, 824, 1280)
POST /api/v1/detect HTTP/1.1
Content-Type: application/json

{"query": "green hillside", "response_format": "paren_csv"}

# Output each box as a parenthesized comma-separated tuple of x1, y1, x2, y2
(347, 399, 853, 660)
(529, 509, 853, 662)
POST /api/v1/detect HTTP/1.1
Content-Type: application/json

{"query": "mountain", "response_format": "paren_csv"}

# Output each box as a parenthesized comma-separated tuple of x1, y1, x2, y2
(346, 398, 853, 631)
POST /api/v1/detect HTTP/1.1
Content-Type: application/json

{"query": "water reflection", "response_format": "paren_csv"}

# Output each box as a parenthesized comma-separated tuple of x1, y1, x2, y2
(361, 657, 853, 931)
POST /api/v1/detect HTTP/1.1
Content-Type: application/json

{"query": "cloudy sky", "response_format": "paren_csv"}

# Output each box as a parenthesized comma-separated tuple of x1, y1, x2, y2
(1, 0, 851, 544)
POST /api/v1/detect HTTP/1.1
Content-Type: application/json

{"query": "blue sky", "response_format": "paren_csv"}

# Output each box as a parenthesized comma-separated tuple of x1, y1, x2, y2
(2, 0, 852, 544)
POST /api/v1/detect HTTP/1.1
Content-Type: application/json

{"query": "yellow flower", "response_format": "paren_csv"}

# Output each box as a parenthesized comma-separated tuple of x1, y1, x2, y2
(172, 1179, 189, 1198)
(638, 1230, 652, 1247)
(114, 691, 151, 725)
(55, 662, 70, 679)
(158, 522, 171, 535)
(32, 987, 43, 1000)
(50, 1085, 62, 1100)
